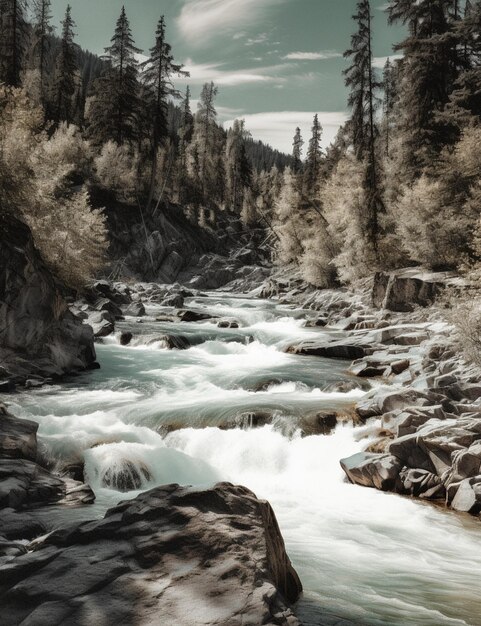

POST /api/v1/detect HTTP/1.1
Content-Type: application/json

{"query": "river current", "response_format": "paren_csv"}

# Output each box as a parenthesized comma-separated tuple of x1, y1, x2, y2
(9, 291, 481, 626)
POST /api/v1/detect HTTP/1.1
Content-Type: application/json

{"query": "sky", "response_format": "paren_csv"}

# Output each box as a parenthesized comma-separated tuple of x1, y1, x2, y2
(48, 0, 405, 154)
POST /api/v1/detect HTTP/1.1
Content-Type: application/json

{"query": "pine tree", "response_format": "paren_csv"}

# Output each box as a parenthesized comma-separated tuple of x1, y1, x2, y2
(175, 86, 194, 203)
(53, 5, 78, 126)
(142, 15, 188, 211)
(196, 81, 218, 201)
(441, 0, 481, 132)
(0, 0, 28, 87)
(303, 114, 323, 196)
(87, 6, 141, 145)
(382, 58, 397, 157)
(292, 127, 304, 172)
(344, 0, 382, 257)
(225, 119, 252, 213)
(32, 0, 53, 103)
(388, 0, 459, 171)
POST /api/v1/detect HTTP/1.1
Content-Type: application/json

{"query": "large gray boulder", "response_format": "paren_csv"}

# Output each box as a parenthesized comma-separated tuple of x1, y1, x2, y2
(340, 452, 403, 491)
(0, 483, 302, 626)
(0, 214, 96, 383)
(372, 268, 456, 312)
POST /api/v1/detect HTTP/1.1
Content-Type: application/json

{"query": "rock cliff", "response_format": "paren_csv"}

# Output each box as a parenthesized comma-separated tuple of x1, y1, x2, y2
(0, 213, 96, 387)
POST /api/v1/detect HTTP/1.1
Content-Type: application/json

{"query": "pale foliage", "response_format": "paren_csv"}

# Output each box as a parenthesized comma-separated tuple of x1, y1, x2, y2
(445, 294, 481, 367)
(395, 175, 474, 269)
(323, 155, 373, 283)
(29, 190, 108, 289)
(0, 87, 108, 288)
(94, 140, 139, 202)
(299, 219, 337, 288)
(274, 169, 304, 264)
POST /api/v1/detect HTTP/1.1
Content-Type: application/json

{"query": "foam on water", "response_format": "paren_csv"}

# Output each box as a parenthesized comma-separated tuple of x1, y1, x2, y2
(9, 291, 481, 625)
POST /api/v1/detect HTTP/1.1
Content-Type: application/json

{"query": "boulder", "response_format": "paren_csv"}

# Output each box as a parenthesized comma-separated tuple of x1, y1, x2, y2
(286, 339, 372, 360)
(218, 319, 240, 329)
(0, 458, 66, 509)
(176, 309, 216, 323)
(391, 359, 410, 375)
(372, 268, 454, 312)
(87, 311, 115, 338)
(0, 405, 38, 461)
(450, 442, 481, 483)
(349, 360, 388, 378)
(381, 405, 447, 438)
(93, 298, 123, 319)
(147, 334, 190, 350)
(119, 331, 133, 346)
(161, 293, 185, 308)
(123, 301, 146, 317)
(101, 460, 152, 492)
(0, 214, 96, 382)
(158, 250, 184, 282)
(340, 452, 403, 491)
(0, 483, 302, 626)
(399, 468, 445, 499)
(451, 476, 481, 514)
(301, 411, 338, 436)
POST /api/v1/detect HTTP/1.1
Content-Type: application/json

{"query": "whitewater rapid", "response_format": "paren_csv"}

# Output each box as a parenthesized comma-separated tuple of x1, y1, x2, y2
(9, 292, 481, 625)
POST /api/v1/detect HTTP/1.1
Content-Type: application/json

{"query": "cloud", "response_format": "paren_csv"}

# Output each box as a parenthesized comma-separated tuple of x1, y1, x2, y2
(372, 54, 403, 69)
(177, 0, 286, 44)
(224, 111, 348, 154)
(177, 59, 290, 87)
(283, 51, 342, 61)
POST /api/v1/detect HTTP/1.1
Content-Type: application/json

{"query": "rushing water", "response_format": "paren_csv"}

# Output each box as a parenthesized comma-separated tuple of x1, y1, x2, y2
(9, 292, 481, 626)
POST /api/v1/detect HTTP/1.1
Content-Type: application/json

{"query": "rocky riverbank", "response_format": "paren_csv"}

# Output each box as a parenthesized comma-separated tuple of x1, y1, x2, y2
(255, 266, 481, 521)
(0, 403, 302, 625)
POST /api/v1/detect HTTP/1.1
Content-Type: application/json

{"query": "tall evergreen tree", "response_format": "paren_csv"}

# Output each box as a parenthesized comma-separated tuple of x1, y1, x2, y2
(441, 0, 481, 131)
(87, 6, 141, 145)
(225, 119, 252, 213)
(0, 0, 28, 87)
(32, 0, 53, 102)
(142, 15, 188, 211)
(53, 5, 78, 126)
(176, 86, 194, 203)
(292, 127, 304, 172)
(303, 114, 323, 195)
(388, 0, 459, 171)
(344, 0, 382, 256)
(196, 81, 218, 200)
(382, 58, 397, 157)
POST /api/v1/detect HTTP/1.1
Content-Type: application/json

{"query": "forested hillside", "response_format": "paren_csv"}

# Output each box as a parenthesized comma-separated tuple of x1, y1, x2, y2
(276, 0, 481, 287)
(0, 0, 292, 289)
(2, 0, 481, 294)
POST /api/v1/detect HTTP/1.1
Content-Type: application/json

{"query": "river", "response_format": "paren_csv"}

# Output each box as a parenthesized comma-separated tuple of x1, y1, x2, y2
(9, 291, 481, 626)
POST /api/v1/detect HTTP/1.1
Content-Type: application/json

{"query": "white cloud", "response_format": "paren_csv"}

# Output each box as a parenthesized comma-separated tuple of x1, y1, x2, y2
(245, 33, 269, 46)
(372, 54, 403, 69)
(177, 0, 286, 44)
(224, 111, 348, 154)
(283, 51, 342, 61)
(177, 59, 290, 87)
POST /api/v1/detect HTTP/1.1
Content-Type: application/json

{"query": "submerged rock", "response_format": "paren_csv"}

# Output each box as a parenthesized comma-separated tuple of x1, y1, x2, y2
(147, 334, 190, 350)
(0, 483, 302, 626)
(101, 460, 152, 492)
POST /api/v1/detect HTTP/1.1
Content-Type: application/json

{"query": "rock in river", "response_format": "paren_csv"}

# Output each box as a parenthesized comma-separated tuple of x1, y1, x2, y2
(0, 482, 302, 626)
